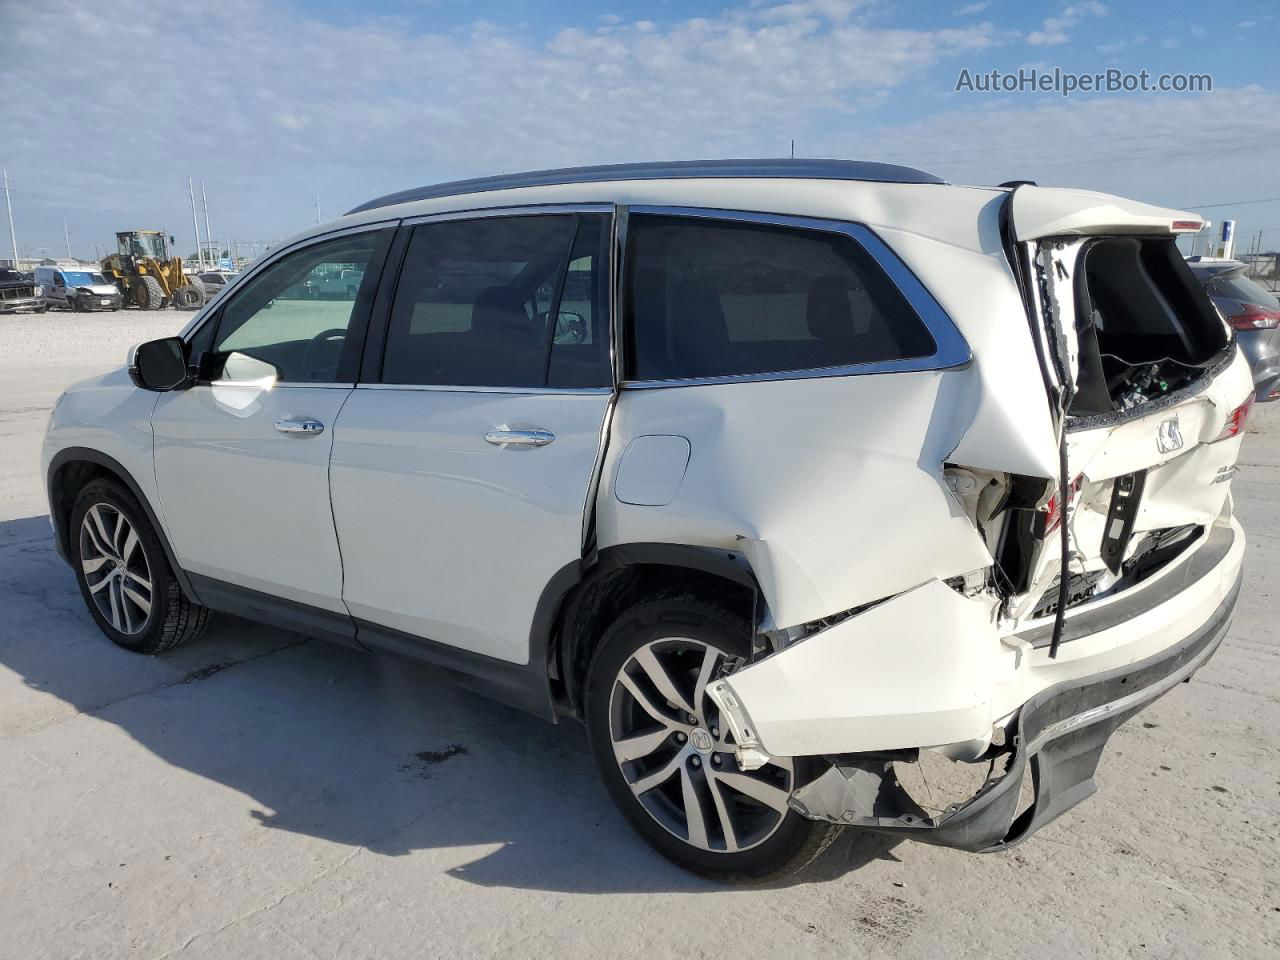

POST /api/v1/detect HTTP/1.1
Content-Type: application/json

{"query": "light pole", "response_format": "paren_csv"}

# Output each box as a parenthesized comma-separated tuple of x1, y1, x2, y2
(188, 177, 205, 270)
(2, 169, 17, 268)
(201, 179, 214, 269)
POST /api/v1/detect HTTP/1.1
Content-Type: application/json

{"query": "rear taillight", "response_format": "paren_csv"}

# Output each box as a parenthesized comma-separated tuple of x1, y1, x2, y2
(1213, 395, 1254, 442)
(1043, 475, 1083, 535)
(1227, 306, 1280, 331)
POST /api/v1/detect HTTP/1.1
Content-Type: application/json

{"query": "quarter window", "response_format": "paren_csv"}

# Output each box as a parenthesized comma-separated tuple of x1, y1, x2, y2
(381, 213, 610, 388)
(207, 230, 386, 383)
(625, 215, 936, 381)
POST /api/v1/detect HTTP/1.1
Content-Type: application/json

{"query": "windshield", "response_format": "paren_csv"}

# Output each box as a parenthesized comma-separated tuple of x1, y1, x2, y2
(64, 271, 108, 286)
(118, 233, 168, 260)
(1213, 271, 1280, 310)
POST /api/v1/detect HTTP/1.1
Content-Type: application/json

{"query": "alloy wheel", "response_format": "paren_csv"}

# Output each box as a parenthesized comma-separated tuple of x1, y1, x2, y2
(79, 503, 153, 636)
(608, 637, 794, 853)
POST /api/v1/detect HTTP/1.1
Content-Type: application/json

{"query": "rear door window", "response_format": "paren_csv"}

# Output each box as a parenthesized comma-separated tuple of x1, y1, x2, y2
(381, 213, 611, 388)
(625, 214, 936, 381)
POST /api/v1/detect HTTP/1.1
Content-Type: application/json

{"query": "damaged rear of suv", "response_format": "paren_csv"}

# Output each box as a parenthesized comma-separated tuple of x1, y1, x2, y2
(45, 162, 1248, 884)
(697, 184, 1248, 865)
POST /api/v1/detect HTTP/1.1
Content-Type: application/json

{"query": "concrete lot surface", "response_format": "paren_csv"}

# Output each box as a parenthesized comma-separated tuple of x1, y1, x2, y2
(1, 312, 1277, 959)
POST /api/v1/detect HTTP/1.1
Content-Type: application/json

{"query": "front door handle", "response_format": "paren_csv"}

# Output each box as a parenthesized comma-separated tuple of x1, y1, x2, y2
(275, 418, 325, 435)
(484, 429, 555, 447)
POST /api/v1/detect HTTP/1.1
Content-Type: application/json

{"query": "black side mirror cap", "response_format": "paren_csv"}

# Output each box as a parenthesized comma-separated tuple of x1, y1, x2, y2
(129, 337, 192, 391)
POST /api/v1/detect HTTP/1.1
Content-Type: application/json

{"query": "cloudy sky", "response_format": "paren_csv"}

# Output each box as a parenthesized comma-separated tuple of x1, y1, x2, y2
(1, 0, 1277, 260)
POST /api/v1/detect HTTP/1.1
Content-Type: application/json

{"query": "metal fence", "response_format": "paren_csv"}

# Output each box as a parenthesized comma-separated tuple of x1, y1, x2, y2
(1240, 254, 1280, 292)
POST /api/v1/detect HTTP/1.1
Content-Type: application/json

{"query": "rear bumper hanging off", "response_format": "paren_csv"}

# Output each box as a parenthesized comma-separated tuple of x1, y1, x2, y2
(787, 570, 1239, 851)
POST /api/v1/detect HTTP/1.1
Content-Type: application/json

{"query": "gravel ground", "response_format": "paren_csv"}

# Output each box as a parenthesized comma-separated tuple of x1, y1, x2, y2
(1, 311, 1277, 959)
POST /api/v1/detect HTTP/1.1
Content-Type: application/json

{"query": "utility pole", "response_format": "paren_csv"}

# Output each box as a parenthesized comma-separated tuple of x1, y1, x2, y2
(64, 221, 72, 261)
(201, 179, 214, 269)
(188, 177, 205, 270)
(3, 169, 17, 268)
(315, 195, 321, 224)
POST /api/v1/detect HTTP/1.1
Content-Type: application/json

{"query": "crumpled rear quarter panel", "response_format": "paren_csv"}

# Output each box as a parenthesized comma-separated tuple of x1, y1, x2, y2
(597, 371, 993, 628)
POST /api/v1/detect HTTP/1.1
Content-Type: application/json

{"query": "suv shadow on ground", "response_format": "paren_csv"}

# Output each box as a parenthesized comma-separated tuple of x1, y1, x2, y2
(0, 515, 899, 893)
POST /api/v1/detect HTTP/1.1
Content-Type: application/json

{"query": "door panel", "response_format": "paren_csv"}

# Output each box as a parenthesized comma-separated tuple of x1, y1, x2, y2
(151, 226, 392, 614)
(153, 383, 352, 611)
(329, 209, 613, 664)
(330, 387, 610, 662)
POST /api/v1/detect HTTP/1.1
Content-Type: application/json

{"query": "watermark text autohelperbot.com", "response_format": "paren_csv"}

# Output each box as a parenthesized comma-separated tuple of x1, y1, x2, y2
(956, 67, 1212, 97)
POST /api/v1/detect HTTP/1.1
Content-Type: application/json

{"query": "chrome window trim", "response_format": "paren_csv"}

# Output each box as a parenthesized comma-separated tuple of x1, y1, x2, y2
(398, 203, 613, 227)
(179, 218, 401, 343)
(619, 205, 971, 390)
(354, 383, 611, 397)
(197, 381, 355, 390)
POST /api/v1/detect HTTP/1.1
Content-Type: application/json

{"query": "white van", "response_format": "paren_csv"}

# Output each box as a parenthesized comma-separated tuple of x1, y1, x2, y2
(34, 266, 123, 312)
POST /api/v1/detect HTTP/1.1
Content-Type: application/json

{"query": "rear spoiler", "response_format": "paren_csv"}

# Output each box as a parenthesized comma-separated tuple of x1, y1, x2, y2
(1010, 186, 1203, 241)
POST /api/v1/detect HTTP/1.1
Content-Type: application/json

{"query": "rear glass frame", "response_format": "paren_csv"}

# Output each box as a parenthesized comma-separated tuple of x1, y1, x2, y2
(620, 207, 968, 385)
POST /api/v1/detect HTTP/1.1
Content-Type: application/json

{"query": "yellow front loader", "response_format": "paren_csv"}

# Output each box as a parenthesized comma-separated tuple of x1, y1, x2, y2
(101, 231, 206, 310)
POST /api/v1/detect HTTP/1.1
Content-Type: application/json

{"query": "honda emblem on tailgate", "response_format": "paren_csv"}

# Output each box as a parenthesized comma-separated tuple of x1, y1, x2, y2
(1157, 416, 1184, 454)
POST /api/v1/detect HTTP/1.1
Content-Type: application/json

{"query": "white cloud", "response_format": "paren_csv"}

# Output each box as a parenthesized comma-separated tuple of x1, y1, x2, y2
(1027, 1, 1107, 46)
(1189, 24, 1205, 37)
(833, 87, 1280, 210)
(953, 2, 992, 15)
(1160, 37, 1180, 49)
(1, 0, 1273, 252)
(1, 0, 1004, 247)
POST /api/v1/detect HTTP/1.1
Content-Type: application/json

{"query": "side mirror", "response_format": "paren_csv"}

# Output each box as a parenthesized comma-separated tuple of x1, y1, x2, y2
(129, 337, 191, 391)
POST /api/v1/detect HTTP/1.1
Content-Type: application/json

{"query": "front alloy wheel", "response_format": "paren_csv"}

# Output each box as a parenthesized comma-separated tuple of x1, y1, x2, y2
(79, 502, 153, 636)
(69, 479, 210, 654)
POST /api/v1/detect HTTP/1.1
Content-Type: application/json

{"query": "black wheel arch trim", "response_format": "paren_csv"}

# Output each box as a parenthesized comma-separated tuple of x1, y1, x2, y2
(535, 541, 762, 718)
(47, 447, 200, 604)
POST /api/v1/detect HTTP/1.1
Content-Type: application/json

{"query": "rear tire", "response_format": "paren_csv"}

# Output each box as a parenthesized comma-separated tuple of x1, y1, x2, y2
(69, 479, 210, 654)
(132, 275, 165, 310)
(585, 595, 841, 884)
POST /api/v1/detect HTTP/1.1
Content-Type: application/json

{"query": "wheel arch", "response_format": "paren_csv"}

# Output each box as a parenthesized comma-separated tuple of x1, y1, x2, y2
(47, 447, 199, 603)
(538, 542, 760, 719)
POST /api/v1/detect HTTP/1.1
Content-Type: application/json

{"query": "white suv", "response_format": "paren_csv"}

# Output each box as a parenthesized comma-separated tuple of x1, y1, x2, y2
(43, 161, 1250, 882)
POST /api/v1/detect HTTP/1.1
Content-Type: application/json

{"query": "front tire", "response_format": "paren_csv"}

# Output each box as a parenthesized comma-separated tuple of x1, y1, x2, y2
(132, 275, 165, 310)
(585, 596, 840, 884)
(69, 479, 210, 654)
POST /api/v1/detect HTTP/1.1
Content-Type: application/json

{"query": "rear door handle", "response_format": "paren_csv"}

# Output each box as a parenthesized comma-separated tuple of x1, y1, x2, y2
(275, 418, 325, 435)
(484, 429, 555, 447)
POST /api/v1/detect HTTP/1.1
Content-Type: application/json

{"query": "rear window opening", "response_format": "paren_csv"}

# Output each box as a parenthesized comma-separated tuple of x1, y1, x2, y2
(1067, 237, 1231, 418)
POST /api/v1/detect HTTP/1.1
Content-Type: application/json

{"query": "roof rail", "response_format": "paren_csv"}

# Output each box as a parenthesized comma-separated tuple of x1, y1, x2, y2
(346, 159, 945, 215)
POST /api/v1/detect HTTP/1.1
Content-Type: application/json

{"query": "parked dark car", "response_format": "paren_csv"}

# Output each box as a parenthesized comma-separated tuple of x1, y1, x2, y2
(1188, 258, 1280, 402)
(0, 267, 47, 314)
